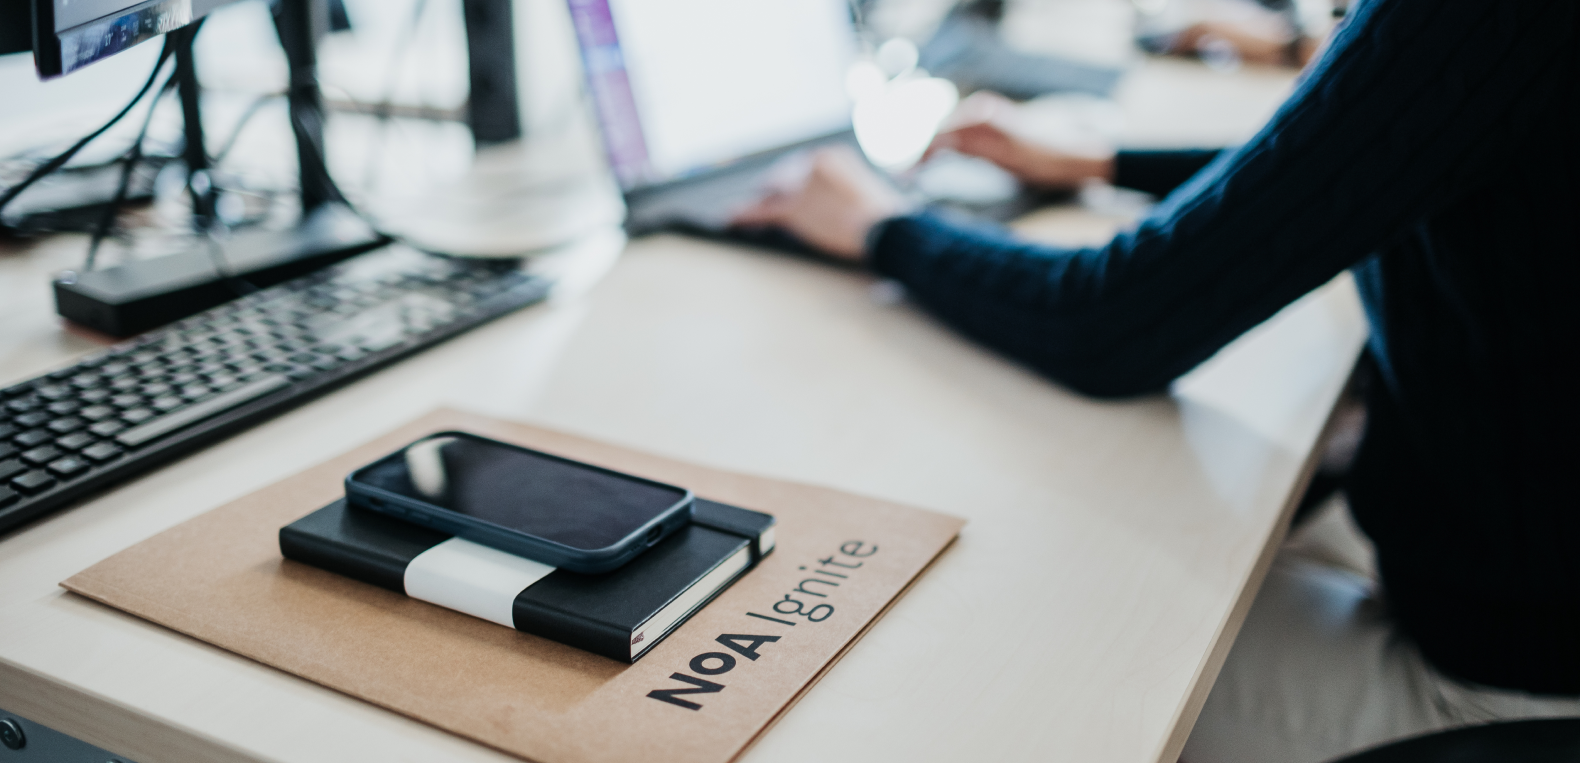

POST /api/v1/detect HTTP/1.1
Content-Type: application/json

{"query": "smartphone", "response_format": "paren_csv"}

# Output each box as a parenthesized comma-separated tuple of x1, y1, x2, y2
(345, 431, 693, 574)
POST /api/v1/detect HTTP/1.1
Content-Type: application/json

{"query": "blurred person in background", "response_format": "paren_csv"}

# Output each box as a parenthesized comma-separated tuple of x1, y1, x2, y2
(1137, 0, 1341, 69)
(733, 0, 1580, 761)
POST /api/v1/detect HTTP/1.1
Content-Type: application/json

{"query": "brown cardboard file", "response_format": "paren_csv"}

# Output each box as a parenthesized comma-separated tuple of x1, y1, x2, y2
(62, 409, 965, 763)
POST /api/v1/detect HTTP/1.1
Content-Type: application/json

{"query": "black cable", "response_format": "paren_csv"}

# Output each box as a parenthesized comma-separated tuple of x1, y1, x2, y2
(0, 37, 178, 230)
(289, 100, 353, 212)
(85, 65, 180, 270)
(211, 92, 285, 166)
(205, 91, 290, 237)
(362, 0, 430, 193)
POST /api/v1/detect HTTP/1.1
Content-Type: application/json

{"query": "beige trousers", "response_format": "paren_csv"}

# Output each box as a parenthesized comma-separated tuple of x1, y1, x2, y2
(1181, 498, 1580, 763)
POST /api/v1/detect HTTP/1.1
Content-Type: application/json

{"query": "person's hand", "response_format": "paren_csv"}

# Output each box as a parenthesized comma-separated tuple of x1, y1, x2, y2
(731, 145, 911, 262)
(928, 92, 1115, 191)
(1167, 22, 1319, 68)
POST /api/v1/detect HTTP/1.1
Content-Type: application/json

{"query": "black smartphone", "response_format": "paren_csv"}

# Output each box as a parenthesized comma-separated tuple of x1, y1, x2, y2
(345, 431, 693, 574)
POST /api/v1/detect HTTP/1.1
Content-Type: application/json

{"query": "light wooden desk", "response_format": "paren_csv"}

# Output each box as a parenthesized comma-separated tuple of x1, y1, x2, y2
(0, 54, 1365, 763)
(0, 214, 1366, 763)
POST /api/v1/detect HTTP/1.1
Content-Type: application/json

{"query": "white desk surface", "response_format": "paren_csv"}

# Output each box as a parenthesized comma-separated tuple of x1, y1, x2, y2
(0, 60, 1366, 763)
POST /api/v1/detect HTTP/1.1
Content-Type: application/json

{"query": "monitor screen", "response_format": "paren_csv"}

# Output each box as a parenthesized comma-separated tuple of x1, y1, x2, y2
(32, 0, 242, 78)
(568, 0, 857, 190)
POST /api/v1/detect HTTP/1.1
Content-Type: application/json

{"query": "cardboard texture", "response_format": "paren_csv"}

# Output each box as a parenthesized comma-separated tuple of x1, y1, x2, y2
(62, 409, 965, 763)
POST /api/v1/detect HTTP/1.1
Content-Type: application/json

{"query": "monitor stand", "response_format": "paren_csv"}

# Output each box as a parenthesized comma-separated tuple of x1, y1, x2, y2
(51, 0, 386, 338)
(375, 137, 624, 258)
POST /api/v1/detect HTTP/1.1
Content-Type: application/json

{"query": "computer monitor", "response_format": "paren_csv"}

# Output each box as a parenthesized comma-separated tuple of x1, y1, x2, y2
(6, 0, 570, 332)
(31, 0, 248, 78)
(9, 0, 385, 336)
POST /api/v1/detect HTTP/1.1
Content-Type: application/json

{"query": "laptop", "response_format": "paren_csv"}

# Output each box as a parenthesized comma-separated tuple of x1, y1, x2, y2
(566, 0, 866, 236)
(565, 0, 1064, 241)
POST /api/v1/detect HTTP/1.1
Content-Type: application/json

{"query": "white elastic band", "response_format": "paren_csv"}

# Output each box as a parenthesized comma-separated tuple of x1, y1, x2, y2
(403, 537, 556, 628)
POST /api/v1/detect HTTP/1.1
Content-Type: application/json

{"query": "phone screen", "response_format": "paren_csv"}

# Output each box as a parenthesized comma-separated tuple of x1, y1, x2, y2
(352, 434, 688, 551)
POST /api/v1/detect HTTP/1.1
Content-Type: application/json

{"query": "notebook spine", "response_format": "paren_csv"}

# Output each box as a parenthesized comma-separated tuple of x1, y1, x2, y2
(279, 525, 409, 593)
(511, 599, 632, 662)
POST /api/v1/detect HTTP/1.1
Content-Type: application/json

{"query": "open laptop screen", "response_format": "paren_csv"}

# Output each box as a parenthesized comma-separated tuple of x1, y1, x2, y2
(568, 0, 856, 190)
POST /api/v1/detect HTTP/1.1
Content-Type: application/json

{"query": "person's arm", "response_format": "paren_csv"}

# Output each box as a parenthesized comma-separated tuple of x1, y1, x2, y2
(1112, 150, 1223, 198)
(928, 92, 1223, 196)
(867, 0, 1573, 397)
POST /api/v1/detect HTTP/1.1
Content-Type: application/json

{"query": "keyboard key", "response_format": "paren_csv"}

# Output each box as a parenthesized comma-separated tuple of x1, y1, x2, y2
(5, 397, 40, 413)
(46, 400, 81, 415)
(10, 470, 55, 494)
(0, 459, 24, 481)
(14, 430, 53, 448)
(56, 432, 96, 451)
(0, 486, 16, 508)
(14, 411, 50, 428)
(47, 456, 90, 479)
(109, 376, 141, 391)
(81, 441, 123, 462)
(150, 396, 185, 412)
(0, 423, 16, 441)
(168, 372, 199, 386)
(47, 417, 84, 434)
(35, 385, 71, 400)
(69, 373, 100, 389)
(117, 375, 290, 448)
(0, 443, 15, 461)
(79, 405, 117, 421)
(110, 393, 143, 409)
(88, 420, 127, 437)
(121, 408, 156, 425)
(140, 382, 172, 397)
(98, 362, 129, 377)
(79, 388, 111, 403)
(21, 446, 61, 465)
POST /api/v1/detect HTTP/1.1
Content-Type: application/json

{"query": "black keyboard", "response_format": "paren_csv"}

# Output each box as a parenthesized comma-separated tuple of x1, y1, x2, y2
(0, 245, 551, 533)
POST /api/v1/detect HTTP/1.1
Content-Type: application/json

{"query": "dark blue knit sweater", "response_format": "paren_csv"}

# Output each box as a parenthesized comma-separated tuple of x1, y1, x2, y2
(869, 0, 1578, 693)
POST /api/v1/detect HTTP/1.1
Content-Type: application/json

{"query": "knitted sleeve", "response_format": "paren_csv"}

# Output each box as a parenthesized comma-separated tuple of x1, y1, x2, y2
(1113, 149, 1223, 198)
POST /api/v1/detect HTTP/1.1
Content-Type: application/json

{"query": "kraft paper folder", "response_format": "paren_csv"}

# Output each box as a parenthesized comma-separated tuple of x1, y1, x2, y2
(62, 409, 965, 763)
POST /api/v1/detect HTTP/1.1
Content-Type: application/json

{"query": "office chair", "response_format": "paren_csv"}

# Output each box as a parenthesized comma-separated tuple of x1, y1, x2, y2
(1328, 718, 1580, 763)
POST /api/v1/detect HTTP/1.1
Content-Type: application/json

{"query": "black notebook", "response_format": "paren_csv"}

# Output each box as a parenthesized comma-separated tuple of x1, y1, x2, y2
(280, 498, 775, 662)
